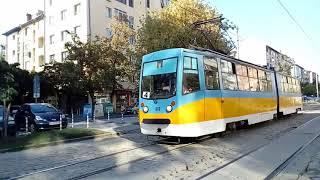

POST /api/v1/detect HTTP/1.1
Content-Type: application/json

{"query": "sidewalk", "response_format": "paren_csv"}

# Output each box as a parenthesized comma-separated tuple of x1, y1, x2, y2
(200, 116, 320, 180)
(70, 116, 140, 135)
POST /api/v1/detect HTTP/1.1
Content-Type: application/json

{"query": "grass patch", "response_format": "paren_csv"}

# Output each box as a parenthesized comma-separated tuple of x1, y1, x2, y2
(0, 128, 108, 152)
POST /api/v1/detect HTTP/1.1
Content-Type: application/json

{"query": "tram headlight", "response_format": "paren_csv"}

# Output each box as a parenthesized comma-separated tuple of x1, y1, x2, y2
(166, 105, 173, 113)
(143, 106, 149, 113)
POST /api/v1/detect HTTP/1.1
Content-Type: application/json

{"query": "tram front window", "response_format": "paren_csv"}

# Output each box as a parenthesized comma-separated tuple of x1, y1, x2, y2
(141, 73, 176, 99)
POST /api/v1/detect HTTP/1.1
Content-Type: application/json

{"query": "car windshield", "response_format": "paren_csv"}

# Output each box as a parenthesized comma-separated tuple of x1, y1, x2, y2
(30, 105, 58, 113)
(141, 73, 176, 99)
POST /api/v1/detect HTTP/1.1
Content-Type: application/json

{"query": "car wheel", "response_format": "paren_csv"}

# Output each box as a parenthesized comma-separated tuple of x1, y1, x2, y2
(29, 123, 37, 133)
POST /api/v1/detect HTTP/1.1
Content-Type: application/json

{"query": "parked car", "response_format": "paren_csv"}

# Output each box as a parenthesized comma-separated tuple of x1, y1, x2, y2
(14, 103, 68, 133)
(124, 103, 139, 115)
(0, 106, 16, 136)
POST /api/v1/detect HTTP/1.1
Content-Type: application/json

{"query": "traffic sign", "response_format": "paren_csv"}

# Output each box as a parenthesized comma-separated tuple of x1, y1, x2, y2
(33, 74, 40, 99)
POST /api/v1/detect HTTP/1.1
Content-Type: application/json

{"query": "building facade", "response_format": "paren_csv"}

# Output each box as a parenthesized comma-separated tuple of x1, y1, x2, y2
(266, 45, 295, 75)
(3, 0, 167, 70)
(44, 0, 165, 63)
(291, 64, 304, 82)
(3, 11, 45, 72)
(0, 44, 5, 60)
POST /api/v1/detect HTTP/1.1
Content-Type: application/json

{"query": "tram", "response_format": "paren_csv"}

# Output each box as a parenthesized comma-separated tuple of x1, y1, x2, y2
(139, 48, 302, 137)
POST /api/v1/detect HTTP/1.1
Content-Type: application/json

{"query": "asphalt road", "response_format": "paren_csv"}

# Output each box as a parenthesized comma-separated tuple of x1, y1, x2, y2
(1, 104, 319, 180)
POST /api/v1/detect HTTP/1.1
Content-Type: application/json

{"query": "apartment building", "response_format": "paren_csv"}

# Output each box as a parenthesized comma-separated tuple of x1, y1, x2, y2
(45, 0, 167, 63)
(3, 11, 45, 72)
(0, 44, 5, 60)
(3, 0, 169, 70)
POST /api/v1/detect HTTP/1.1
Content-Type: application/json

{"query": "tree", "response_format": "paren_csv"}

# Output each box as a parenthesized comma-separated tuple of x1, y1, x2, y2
(48, 20, 136, 118)
(137, 0, 235, 57)
(42, 62, 86, 111)
(0, 61, 18, 137)
(301, 83, 319, 96)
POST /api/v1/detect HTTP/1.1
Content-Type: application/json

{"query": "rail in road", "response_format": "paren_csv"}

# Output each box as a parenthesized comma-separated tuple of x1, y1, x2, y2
(197, 115, 320, 180)
(4, 108, 320, 180)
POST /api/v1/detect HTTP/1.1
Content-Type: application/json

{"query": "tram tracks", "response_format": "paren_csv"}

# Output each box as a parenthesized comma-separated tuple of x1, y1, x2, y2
(8, 113, 320, 180)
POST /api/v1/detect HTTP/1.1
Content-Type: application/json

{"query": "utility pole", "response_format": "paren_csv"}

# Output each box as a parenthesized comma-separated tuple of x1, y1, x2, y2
(316, 74, 319, 98)
(237, 26, 240, 59)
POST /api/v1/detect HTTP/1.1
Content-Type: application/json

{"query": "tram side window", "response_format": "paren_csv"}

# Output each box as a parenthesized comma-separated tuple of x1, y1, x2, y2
(221, 60, 238, 90)
(258, 70, 268, 92)
(236, 64, 249, 91)
(248, 67, 259, 91)
(204, 57, 219, 90)
(183, 57, 200, 95)
(266, 73, 273, 92)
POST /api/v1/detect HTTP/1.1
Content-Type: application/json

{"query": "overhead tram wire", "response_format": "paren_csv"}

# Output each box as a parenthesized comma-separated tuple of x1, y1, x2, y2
(275, 0, 318, 50)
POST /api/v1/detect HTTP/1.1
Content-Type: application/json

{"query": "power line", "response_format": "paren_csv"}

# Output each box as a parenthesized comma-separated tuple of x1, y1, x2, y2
(275, 0, 314, 45)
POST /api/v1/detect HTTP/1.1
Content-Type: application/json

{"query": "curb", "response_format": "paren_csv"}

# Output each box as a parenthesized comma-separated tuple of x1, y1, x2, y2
(0, 132, 115, 154)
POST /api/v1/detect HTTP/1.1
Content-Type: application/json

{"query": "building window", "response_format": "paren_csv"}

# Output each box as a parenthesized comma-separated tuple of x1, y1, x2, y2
(128, 16, 134, 28)
(38, 37, 44, 48)
(28, 52, 31, 58)
(106, 7, 112, 18)
(74, 3, 80, 15)
(129, 0, 134, 7)
(116, 0, 126, 4)
(146, 0, 150, 8)
(61, 9, 67, 20)
(61, 30, 67, 41)
(25, 28, 28, 36)
(12, 35, 15, 40)
(114, 8, 127, 21)
(74, 26, 81, 36)
(49, 54, 55, 64)
(33, 30, 36, 43)
(106, 28, 112, 38)
(49, 34, 55, 44)
(49, 16, 54, 25)
(39, 55, 45, 66)
(61, 51, 68, 62)
(129, 36, 135, 45)
(12, 50, 15, 56)
(49, 0, 52, 6)
(161, 0, 170, 8)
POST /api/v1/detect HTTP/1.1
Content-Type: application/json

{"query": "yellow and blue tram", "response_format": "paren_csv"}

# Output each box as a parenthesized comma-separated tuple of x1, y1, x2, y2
(139, 48, 302, 137)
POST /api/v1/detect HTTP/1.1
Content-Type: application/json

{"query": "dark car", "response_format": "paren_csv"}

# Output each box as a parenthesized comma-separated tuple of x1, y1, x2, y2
(124, 103, 139, 115)
(0, 106, 16, 136)
(15, 103, 68, 133)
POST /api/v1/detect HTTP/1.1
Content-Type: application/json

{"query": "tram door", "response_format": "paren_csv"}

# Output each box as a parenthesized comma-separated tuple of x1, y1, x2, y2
(203, 57, 222, 122)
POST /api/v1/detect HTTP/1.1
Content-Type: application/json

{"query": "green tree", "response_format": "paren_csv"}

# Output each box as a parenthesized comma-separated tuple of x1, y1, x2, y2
(42, 61, 86, 111)
(43, 20, 136, 117)
(0, 61, 18, 137)
(301, 83, 317, 96)
(137, 0, 235, 56)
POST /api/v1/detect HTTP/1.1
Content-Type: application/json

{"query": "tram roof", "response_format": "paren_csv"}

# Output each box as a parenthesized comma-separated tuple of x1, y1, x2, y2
(143, 48, 270, 71)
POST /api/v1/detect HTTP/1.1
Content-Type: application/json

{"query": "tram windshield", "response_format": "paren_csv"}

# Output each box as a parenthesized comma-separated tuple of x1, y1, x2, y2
(141, 58, 177, 99)
(141, 73, 176, 99)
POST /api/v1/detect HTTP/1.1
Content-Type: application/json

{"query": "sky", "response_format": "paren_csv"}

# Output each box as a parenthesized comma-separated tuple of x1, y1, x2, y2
(1, 0, 319, 74)
(0, 0, 43, 43)
(208, 0, 320, 74)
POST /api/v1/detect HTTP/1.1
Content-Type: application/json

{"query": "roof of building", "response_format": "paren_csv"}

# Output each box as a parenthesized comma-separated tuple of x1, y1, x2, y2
(2, 12, 44, 36)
